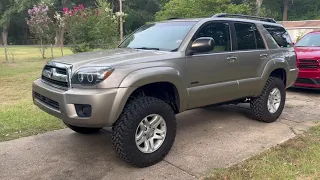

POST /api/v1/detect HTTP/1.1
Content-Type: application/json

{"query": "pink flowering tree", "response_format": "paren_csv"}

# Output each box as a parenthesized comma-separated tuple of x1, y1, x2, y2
(61, 0, 118, 53)
(26, 4, 54, 58)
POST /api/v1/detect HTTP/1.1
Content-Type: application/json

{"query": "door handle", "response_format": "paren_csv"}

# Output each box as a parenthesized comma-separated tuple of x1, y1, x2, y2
(260, 54, 268, 58)
(226, 56, 237, 63)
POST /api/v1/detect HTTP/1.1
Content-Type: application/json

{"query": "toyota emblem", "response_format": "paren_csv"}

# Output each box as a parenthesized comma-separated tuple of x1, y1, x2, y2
(48, 68, 55, 78)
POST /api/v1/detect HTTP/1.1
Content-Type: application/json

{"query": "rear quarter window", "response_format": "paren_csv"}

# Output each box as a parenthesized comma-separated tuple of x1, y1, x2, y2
(263, 25, 293, 48)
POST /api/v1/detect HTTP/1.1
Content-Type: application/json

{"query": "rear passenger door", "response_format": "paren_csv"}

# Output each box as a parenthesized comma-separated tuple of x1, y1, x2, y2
(233, 22, 270, 96)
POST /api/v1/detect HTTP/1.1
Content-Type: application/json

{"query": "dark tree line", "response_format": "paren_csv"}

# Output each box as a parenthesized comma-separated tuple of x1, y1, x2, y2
(1, 0, 319, 45)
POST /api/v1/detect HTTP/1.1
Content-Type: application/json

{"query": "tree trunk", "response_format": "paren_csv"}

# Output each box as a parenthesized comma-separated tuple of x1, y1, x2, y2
(283, 0, 289, 21)
(60, 0, 68, 46)
(2, 25, 8, 46)
(55, 0, 68, 46)
(0, 31, 3, 45)
(59, 28, 65, 46)
(256, 0, 263, 16)
(54, 30, 59, 46)
(40, 38, 45, 59)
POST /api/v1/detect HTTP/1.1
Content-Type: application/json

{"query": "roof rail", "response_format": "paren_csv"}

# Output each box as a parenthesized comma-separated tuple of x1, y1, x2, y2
(212, 13, 277, 23)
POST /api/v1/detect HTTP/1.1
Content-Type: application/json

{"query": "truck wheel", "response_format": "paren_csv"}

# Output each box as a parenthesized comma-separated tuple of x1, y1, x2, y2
(250, 77, 286, 123)
(64, 123, 102, 134)
(112, 96, 176, 167)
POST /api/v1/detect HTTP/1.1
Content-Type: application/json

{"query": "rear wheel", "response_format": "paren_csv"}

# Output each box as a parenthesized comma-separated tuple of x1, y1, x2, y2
(112, 96, 176, 167)
(250, 77, 286, 123)
(64, 123, 102, 134)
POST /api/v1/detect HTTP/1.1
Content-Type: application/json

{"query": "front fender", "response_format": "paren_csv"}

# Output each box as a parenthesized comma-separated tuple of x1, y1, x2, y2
(120, 67, 188, 110)
(108, 67, 188, 125)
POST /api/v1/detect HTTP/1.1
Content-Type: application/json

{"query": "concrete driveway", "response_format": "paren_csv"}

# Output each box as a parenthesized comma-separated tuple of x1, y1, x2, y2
(1, 89, 319, 180)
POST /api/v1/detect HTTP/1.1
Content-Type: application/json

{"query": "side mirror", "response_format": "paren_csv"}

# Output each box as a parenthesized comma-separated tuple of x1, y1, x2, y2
(189, 37, 215, 55)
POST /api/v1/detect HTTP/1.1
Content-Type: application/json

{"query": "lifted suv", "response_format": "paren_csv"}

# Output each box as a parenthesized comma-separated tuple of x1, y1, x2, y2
(32, 13, 298, 167)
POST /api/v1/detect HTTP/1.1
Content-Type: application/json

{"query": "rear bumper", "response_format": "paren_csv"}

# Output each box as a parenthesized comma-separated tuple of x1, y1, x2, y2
(32, 79, 134, 127)
(294, 70, 320, 89)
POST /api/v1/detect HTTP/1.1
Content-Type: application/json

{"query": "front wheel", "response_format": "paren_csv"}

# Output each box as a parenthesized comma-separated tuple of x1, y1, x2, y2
(250, 77, 286, 123)
(112, 96, 176, 167)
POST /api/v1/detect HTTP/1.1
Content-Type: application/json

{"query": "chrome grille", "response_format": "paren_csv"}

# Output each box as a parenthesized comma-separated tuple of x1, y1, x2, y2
(41, 62, 72, 90)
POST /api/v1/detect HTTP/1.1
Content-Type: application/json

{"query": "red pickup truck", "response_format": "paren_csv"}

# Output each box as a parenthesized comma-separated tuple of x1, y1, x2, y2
(294, 31, 320, 89)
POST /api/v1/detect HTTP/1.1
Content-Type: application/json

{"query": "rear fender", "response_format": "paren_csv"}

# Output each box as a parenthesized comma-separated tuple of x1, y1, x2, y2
(257, 59, 289, 95)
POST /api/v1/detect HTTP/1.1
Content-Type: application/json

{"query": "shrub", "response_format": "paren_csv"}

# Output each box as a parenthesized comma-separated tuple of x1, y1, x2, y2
(26, 4, 54, 58)
(62, 0, 119, 53)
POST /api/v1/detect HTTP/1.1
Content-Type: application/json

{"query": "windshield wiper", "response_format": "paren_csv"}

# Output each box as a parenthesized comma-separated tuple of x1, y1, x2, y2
(134, 47, 160, 50)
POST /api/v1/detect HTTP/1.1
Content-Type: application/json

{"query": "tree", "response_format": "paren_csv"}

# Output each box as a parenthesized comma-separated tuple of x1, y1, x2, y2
(282, 0, 290, 21)
(54, 0, 68, 46)
(256, 0, 263, 15)
(155, 0, 252, 20)
(0, 0, 14, 46)
(123, 0, 169, 34)
(63, 0, 118, 53)
(0, 0, 52, 46)
(26, 3, 54, 58)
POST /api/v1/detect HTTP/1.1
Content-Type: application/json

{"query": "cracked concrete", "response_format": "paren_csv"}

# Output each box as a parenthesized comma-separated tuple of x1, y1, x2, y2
(0, 89, 319, 180)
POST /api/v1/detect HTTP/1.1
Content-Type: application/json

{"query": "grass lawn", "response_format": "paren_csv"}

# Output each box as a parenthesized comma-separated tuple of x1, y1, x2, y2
(206, 125, 320, 180)
(0, 46, 73, 141)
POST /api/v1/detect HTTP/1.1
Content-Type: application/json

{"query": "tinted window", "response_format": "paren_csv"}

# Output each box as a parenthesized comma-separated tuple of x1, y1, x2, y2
(295, 33, 320, 47)
(119, 21, 197, 51)
(263, 25, 293, 48)
(194, 22, 231, 52)
(234, 23, 266, 50)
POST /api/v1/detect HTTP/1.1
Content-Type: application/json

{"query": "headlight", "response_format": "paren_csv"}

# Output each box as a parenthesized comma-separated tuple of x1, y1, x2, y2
(71, 67, 114, 86)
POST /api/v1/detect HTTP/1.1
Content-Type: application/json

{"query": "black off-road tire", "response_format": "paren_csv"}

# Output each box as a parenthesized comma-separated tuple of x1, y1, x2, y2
(65, 123, 102, 134)
(112, 96, 176, 168)
(250, 77, 286, 123)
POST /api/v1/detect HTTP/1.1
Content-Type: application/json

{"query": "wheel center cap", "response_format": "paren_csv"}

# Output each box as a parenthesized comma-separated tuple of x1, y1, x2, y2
(146, 129, 154, 139)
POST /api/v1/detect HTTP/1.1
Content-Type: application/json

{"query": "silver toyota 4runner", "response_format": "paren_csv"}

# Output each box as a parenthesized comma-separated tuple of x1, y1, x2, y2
(32, 14, 298, 167)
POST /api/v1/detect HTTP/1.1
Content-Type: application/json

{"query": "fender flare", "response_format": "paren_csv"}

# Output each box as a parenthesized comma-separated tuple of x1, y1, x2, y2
(108, 67, 188, 125)
(258, 59, 289, 94)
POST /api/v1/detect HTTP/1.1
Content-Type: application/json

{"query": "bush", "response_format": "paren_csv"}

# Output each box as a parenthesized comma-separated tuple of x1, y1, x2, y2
(63, 0, 119, 53)
(26, 4, 54, 58)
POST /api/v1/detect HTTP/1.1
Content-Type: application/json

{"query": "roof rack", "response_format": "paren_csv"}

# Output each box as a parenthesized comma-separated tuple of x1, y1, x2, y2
(212, 13, 277, 23)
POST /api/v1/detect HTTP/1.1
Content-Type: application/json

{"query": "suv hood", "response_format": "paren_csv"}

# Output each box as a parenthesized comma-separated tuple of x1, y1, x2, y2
(294, 46, 320, 60)
(51, 48, 174, 69)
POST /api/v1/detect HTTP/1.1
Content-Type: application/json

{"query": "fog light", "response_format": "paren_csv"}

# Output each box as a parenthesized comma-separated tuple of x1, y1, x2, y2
(75, 104, 92, 117)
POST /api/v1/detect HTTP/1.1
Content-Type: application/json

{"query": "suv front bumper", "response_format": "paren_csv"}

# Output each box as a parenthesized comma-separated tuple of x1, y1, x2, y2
(294, 70, 320, 89)
(32, 79, 133, 127)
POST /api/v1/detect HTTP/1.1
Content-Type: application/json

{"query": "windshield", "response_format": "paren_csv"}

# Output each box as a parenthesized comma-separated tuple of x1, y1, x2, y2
(119, 21, 197, 51)
(296, 33, 320, 47)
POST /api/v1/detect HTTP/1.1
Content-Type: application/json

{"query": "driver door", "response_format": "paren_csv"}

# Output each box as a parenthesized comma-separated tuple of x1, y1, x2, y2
(186, 21, 239, 109)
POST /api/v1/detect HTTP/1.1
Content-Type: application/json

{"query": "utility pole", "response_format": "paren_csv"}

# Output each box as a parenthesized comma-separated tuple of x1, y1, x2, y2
(119, 0, 124, 41)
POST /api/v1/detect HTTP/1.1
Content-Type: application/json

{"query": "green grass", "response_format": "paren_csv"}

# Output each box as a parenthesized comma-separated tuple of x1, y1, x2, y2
(206, 125, 320, 180)
(0, 46, 73, 141)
